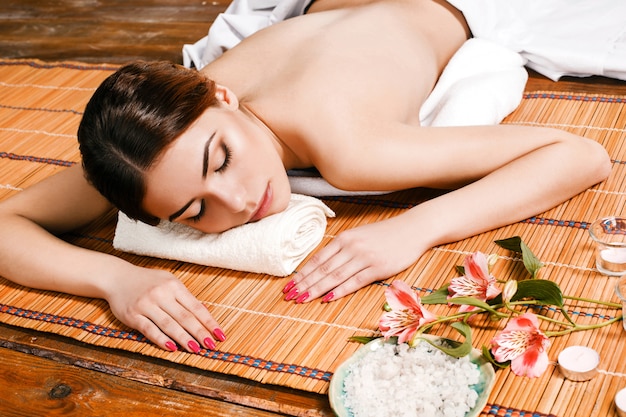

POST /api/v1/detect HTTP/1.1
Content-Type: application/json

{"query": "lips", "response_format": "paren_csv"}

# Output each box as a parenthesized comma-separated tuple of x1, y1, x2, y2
(250, 184, 272, 223)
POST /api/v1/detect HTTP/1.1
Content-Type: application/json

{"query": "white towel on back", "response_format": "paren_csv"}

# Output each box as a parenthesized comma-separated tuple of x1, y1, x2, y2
(113, 194, 334, 276)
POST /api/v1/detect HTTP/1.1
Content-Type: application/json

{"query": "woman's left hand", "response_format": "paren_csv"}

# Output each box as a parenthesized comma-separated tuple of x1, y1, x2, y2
(282, 216, 425, 303)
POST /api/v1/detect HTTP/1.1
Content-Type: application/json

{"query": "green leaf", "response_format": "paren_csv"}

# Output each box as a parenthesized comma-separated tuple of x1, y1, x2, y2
(348, 336, 378, 344)
(495, 236, 543, 278)
(494, 236, 523, 252)
(489, 279, 563, 307)
(421, 285, 450, 305)
(481, 345, 510, 369)
(513, 279, 563, 306)
(416, 322, 473, 358)
(455, 265, 465, 275)
(520, 240, 544, 279)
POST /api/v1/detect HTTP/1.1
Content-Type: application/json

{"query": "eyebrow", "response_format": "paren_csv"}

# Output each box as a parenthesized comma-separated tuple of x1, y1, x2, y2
(202, 131, 216, 179)
(168, 131, 215, 222)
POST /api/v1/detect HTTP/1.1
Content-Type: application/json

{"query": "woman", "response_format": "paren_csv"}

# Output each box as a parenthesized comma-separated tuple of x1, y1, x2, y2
(0, 0, 612, 353)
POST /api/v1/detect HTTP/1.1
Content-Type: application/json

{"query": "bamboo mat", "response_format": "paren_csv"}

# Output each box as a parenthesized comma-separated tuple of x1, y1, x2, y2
(1, 59, 626, 416)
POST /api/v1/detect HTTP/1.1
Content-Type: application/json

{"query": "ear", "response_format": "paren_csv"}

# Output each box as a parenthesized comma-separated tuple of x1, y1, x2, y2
(214, 84, 239, 110)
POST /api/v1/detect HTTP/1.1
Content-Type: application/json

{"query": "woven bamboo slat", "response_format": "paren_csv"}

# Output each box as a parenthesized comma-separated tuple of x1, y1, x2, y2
(1, 59, 625, 416)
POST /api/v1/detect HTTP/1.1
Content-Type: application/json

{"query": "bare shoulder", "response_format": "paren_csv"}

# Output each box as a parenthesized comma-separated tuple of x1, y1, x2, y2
(204, 0, 470, 188)
(206, 0, 466, 90)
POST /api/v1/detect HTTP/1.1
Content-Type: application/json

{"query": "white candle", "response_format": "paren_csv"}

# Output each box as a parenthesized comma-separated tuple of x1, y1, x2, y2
(557, 346, 599, 381)
(615, 388, 626, 417)
(601, 248, 626, 264)
(596, 247, 626, 276)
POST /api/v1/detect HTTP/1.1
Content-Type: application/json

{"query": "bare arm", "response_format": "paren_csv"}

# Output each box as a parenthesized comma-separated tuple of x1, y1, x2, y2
(289, 124, 611, 302)
(378, 125, 610, 248)
(0, 165, 114, 292)
(0, 165, 224, 351)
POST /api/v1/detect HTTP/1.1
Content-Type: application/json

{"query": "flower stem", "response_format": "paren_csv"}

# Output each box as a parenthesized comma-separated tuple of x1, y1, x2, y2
(546, 314, 623, 337)
(559, 306, 577, 326)
(563, 295, 622, 309)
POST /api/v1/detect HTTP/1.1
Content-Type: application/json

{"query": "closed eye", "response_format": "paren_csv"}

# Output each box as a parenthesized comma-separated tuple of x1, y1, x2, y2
(189, 199, 206, 223)
(217, 144, 231, 173)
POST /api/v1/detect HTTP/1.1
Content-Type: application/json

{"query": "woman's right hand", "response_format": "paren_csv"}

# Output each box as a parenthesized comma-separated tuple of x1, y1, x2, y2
(104, 266, 225, 353)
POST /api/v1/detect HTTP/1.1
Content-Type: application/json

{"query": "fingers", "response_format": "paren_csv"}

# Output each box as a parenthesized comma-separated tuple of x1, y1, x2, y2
(128, 296, 227, 354)
(283, 240, 347, 302)
(282, 239, 382, 304)
(160, 294, 225, 353)
(288, 266, 380, 304)
(133, 307, 197, 353)
(115, 276, 227, 354)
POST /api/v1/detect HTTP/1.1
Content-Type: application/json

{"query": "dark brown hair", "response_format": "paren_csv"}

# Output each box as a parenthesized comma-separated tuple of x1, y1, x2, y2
(78, 61, 218, 225)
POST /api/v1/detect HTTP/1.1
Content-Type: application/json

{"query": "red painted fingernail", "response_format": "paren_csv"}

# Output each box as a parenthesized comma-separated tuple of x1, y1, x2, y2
(214, 328, 226, 342)
(204, 337, 216, 350)
(165, 341, 178, 352)
(295, 291, 310, 304)
(282, 279, 296, 294)
(187, 340, 201, 353)
(285, 288, 299, 301)
(322, 292, 335, 303)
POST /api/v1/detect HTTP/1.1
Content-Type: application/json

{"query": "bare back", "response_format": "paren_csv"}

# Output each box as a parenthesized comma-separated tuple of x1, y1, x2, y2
(202, 0, 470, 184)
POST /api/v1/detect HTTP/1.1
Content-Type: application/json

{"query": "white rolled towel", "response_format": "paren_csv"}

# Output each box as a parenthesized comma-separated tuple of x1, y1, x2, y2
(113, 194, 334, 276)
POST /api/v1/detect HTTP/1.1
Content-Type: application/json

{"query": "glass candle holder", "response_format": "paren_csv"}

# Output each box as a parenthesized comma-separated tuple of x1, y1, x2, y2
(589, 217, 626, 276)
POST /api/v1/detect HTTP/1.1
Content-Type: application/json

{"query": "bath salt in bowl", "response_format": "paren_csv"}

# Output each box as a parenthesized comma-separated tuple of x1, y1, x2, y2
(329, 338, 495, 417)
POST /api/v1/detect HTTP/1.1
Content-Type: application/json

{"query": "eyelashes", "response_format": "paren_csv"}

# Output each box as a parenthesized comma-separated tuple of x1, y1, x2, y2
(190, 143, 231, 224)
(189, 199, 205, 223)
(217, 144, 231, 173)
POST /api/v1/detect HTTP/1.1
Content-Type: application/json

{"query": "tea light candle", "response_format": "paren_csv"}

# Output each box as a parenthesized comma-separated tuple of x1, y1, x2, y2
(616, 388, 626, 417)
(557, 346, 599, 382)
(596, 247, 626, 276)
(601, 248, 626, 264)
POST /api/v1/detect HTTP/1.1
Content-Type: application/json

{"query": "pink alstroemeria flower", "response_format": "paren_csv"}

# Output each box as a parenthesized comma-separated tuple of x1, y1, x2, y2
(379, 281, 437, 344)
(491, 313, 551, 378)
(448, 251, 501, 312)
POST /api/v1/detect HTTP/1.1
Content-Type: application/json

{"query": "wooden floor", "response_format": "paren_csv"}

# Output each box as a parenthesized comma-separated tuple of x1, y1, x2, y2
(1, 1, 626, 416)
(0, 0, 231, 64)
(2, 0, 626, 95)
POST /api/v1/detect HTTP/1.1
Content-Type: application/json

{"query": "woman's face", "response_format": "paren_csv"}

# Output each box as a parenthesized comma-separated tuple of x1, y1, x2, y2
(142, 93, 291, 234)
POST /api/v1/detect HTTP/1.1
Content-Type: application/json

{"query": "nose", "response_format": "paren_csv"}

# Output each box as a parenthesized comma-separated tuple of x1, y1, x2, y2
(206, 177, 247, 213)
